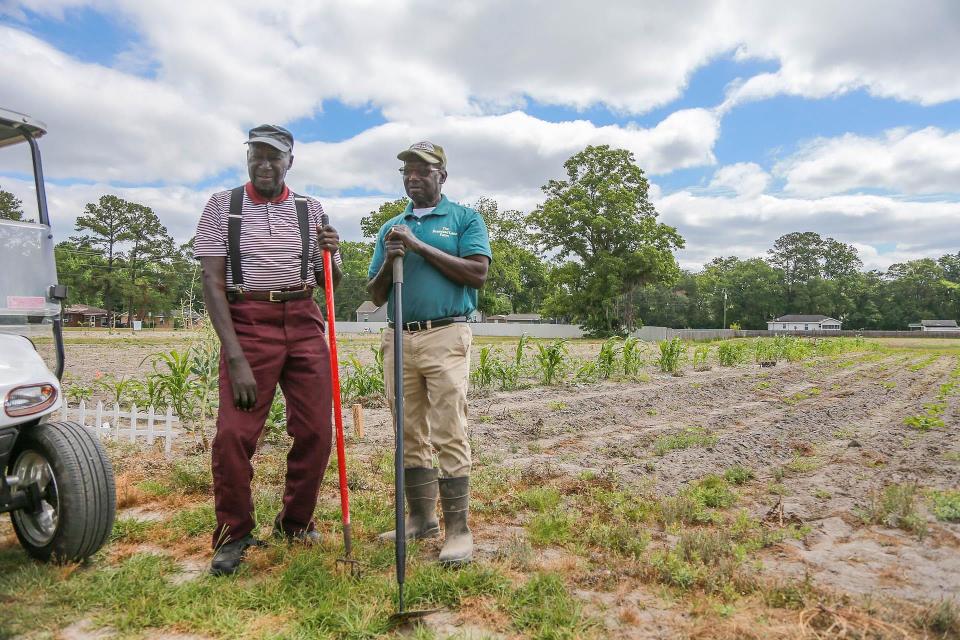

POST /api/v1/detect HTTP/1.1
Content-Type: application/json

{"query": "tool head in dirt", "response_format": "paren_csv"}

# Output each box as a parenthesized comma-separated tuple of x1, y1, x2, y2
(335, 556, 361, 578)
(387, 607, 443, 628)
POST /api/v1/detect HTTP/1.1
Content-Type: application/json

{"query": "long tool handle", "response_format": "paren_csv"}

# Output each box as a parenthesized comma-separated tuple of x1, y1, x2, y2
(321, 214, 352, 556)
(392, 254, 406, 610)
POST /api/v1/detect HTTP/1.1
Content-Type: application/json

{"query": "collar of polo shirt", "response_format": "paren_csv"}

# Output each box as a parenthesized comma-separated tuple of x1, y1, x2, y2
(245, 181, 290, 204)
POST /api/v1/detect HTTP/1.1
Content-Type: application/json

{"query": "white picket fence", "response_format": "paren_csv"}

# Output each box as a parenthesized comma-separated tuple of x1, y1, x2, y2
(59, 401, 181, 456)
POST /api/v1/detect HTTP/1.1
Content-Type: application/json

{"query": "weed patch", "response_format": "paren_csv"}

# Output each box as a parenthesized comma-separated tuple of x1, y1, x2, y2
(857, 484, 928, 537)
(931, 490, 960, 522)
(653, 427, 717, 456)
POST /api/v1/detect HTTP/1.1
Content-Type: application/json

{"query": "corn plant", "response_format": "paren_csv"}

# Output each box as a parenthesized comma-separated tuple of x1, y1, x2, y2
(754, 339, 778, 364)
(656, 337, 685, 375)
(189, 333, 221, 450)
(621, 337, 643, 377)
(597, 337, 621, 379)
(471, 345, 497, 389)
(263, 389, 287, 442)
(514, 333, 530, 367)
(342, 355, 385, 404)
(535, 339, 568, 385)
(64, 382, 93, 405)
(95, 374, 137, 406)
(717, 341, 747, 367)
(130, 374, 167, 409)
(493, 360, 521, 390)
(149, 349, 203, 445)
(574, 360, 599, 382)
(692, 345, 710, 371)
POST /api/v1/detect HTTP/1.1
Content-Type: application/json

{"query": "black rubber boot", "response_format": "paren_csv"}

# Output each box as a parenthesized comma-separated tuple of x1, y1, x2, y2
(379, 466, 440, 542)
(438, 476, 473, 566)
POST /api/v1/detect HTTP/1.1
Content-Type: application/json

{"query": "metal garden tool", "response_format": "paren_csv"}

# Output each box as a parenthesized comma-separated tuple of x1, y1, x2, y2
(387, 253, 441, 626)
(320, 213, 359, 577)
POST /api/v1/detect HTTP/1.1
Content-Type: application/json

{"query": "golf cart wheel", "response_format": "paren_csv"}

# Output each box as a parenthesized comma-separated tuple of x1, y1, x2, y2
(9, 421, 115, 562)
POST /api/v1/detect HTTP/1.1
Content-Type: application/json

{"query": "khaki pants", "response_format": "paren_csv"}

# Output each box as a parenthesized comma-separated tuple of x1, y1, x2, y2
(382, 322, 472, 477)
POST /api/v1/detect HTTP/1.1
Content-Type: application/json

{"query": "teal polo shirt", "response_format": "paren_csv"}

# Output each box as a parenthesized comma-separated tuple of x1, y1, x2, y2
(368, 195, 492, 323)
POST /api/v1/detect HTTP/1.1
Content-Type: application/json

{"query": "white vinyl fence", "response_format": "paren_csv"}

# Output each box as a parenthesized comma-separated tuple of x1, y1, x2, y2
(59, 401, 181, 456)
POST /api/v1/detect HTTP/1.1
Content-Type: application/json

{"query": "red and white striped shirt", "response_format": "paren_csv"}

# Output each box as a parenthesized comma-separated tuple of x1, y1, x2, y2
(194, 182, 341, 290)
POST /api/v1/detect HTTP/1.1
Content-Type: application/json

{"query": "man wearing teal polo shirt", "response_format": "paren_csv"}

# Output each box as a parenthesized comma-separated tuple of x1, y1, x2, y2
(367, 141, 491, 566)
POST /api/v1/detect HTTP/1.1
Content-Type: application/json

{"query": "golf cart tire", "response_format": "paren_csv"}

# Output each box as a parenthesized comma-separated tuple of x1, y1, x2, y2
(9, 421, 116, 563)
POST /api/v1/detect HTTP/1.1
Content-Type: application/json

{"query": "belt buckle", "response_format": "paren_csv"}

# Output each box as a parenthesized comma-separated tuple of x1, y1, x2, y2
(407, 320, 422, 332)
(268, 290, 282, 303)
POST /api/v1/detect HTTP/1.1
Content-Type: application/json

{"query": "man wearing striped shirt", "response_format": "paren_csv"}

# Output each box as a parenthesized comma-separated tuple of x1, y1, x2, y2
(194, 124, 342, 576)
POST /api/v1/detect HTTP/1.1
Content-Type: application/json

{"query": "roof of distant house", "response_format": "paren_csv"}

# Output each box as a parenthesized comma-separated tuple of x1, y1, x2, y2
(356, 301, 381, 313)
(920, 319, 959, 328)
(506, 313, 541, 321)
(64, 304, 108, 315)
(771, 314, 839, 323)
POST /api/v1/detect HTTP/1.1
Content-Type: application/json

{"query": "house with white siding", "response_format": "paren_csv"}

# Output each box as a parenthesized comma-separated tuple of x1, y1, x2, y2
(767, 314, 842, 331)
(909, 319, 960, 332)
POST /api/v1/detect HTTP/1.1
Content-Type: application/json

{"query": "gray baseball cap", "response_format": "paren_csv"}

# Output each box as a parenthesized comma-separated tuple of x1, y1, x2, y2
(245, 124, 294, 153)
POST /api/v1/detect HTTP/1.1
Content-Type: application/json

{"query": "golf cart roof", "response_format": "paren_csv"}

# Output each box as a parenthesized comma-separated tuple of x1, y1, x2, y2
(0, 108, 47, 149)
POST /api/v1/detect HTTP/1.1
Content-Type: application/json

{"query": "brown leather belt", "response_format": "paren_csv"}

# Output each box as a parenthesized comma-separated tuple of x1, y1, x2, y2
(227, 287, 313, 303)
(388, 316, 467, 332)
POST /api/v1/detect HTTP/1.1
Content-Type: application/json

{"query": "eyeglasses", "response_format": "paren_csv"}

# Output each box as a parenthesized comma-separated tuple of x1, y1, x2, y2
(399, 166, 442, 178)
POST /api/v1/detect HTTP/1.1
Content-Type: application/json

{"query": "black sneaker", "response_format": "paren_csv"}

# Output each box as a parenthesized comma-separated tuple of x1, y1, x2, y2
(210, 534, 263, 576)
(272, 522, 321, 545)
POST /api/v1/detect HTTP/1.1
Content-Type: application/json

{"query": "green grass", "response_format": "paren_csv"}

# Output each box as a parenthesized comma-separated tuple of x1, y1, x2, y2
(527, 510, 578, 546)
(518, 486, 562, 512)
(504, 573, 595, 639)
(110, 517, 157, 543)
(653, 427, 717, 456)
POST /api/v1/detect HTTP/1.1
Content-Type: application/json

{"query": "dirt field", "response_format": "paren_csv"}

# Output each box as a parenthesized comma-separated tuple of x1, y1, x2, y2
(2, 332, 959, 639)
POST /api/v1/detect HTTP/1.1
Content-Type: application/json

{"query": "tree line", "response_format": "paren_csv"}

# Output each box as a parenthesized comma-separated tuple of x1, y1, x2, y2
(3, 144, 958, 335)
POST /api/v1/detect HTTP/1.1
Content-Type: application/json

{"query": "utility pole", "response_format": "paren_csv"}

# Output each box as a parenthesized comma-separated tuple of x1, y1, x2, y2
(722, 289, 728, 329)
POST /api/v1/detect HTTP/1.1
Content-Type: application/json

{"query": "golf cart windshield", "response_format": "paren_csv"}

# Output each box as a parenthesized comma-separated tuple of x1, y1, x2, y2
(0, 219, 61, 321)
(0, 108, 62, 375)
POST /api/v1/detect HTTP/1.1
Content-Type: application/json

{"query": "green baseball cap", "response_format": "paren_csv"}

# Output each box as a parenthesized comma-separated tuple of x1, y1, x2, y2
(397, 140, 446, 168)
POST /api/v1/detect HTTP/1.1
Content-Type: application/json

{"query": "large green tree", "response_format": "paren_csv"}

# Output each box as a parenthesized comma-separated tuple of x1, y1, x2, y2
(529, 145, 684, 335)
(472, 197, 550, 316)
(360, 198, 407, 239)
(121, 203, 175, 323)
(0, 186, 27, 221)
(72, 195, 136, 323)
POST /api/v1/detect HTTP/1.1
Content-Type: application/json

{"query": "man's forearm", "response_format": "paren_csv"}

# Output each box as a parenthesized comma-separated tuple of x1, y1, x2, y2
(367, 261, 394, 307)
(416, 242, 488, 289)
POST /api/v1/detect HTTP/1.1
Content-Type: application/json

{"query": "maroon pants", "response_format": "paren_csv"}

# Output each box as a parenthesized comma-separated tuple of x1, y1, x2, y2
(211, 297, 333, 548)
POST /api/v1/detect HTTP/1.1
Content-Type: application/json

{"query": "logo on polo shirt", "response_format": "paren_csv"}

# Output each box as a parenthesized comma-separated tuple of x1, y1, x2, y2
(433, 226, 457, 238)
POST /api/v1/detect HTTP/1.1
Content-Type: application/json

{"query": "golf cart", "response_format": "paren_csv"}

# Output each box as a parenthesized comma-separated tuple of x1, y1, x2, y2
(0, 108, 115, 562)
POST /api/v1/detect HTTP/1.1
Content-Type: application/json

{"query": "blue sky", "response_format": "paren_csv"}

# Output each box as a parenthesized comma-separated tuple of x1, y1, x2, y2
(1, 1, 958, 270)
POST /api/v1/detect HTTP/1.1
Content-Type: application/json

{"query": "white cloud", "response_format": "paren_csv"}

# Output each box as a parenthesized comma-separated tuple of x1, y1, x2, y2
(775, 127, 960, 197)
(0, 27, 243, 183)
(723, 1, 960, 109)
(708, 162, 770, 197)
(294, 108, 720, 197)
(657, 188, 960, 271)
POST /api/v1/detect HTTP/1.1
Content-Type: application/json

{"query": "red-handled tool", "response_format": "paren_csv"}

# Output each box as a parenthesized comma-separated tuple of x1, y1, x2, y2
(320, 213, 359, 577)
